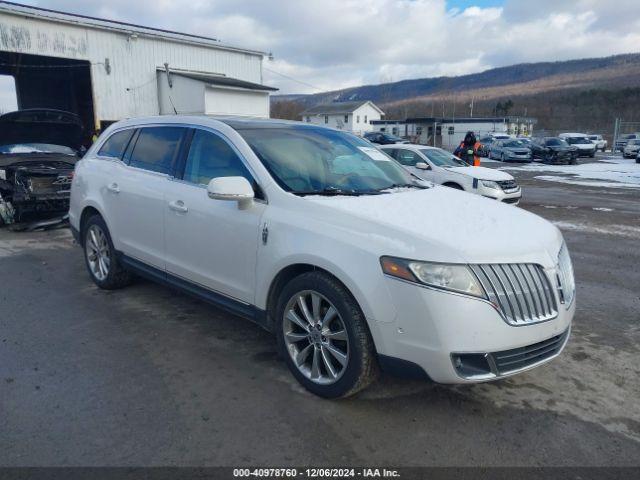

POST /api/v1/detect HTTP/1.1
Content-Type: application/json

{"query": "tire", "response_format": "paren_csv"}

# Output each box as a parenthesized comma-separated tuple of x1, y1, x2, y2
(570, 157, 578, 165)
(275, 271, 378, 398)
(501, 153, 506, 162)
(82, 214, 133, 290)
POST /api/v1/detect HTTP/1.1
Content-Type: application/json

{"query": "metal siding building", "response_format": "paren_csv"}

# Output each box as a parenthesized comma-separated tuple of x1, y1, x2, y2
(0, 1, 274, 133)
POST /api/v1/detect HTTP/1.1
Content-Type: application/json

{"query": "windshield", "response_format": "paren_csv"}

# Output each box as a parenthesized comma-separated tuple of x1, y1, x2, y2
(546, 138, 567, 146)
(237, 126, 420, 195)
(420, 148, 467, 167)
(383, 133, 403, 141)
(566, 137, 590, 144)
(0, 143, 76, 155)
(503, 140, 525, 148)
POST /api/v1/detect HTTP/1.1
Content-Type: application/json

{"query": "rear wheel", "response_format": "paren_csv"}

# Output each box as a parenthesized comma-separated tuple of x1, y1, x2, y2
(83, 215, 133, 290)
(276, 271, 377, 398)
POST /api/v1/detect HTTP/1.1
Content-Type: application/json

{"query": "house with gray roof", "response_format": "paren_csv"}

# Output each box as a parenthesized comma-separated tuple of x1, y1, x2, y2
(301, 101, 384, 135)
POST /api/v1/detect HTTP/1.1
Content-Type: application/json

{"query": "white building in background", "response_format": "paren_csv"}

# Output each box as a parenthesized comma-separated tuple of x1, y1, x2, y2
(0, 1, 275, 134)
(301, 101, 384, 135)
(372, 116, 537, 150)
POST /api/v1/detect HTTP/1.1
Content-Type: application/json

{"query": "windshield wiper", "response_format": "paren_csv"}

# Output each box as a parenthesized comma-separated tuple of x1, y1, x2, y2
(375, 183, 426, 191)
(293, 186, 383, 197)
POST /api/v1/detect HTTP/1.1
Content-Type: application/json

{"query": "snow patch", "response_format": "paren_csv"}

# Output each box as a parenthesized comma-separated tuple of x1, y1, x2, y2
(501, 161, 640, 189)
(552, 221, 640, 238)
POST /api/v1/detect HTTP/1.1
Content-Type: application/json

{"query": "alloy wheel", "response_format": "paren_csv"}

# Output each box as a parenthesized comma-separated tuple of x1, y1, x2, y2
(283, 290, 350, 385)
(85, 224, 110, 281)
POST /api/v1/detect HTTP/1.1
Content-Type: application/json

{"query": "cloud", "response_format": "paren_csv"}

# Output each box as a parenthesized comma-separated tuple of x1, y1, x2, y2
(1, 0, 639, 106)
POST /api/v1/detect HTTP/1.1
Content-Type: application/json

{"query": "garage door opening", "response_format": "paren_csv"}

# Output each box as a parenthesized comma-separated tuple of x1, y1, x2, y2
(0, 52, 95, 144)
(0, 74, 17, 113)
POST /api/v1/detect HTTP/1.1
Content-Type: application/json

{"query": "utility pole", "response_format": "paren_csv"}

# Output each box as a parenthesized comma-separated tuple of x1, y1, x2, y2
(470, 96, 474, 118)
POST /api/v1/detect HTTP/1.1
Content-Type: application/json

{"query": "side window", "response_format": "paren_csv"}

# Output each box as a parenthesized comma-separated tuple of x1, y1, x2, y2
(396, 150, 420, 166)
(385, 149, 398, 159)
(97, 129, 134, 159)
(128, 127, 185, 174)
(183, 129, 262, 197)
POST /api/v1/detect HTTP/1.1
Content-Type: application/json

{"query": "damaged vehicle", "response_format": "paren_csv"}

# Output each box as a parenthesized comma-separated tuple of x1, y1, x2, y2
(0, 109, 84, 226)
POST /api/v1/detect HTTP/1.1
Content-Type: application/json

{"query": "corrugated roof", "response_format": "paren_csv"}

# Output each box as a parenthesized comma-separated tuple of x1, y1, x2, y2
(0, 1, 266, 56)
(301, 101, 372, 115)
(161, 69, 278, 92)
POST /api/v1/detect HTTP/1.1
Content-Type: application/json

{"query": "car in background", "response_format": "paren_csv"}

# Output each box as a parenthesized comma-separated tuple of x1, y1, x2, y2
(364, 131, 409, 145)
(380, 144, 522, 205)
(559, 133, 596, 158)
(478, 133, 512, 156)
(623, 139, 640, 158)
(0, 109, 84, 226)
(636, 151, 640, 164)
(530, 137, 578, 165)
(614, 133, 640, 152)
(487, 139, 532, 162)
(587, 134, 607, 151)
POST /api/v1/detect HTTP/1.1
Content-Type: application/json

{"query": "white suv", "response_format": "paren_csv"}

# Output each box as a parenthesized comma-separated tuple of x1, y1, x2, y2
(380, 144, 522, 204)
(70, 116, 575, 398)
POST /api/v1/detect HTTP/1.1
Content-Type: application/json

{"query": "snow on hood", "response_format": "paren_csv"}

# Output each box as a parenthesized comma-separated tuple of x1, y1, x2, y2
(447, 166, 514, 181)
(304, 186, 563, 266)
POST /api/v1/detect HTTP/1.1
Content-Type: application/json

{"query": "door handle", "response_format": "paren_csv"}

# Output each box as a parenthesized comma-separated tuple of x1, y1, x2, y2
(168, 200, 188, 213)
(107, 183, 120, 194)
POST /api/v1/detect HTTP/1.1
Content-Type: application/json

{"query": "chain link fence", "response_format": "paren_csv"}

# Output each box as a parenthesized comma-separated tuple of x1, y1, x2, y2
(612, 119, 640, 152)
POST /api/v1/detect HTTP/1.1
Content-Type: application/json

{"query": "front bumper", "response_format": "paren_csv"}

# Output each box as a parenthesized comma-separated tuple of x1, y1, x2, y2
(377, 276, 574, 383)
(479, 185, 521, 205)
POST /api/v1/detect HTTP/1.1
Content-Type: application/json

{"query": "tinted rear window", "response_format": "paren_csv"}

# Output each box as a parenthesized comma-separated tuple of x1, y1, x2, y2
(129, 127, 185, 174)
(98, 129, 134, 159)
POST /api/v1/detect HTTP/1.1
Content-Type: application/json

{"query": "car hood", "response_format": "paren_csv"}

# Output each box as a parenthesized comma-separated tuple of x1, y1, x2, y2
(0, 154, 78, 169)
(0, 109, 84, 151)
(304, 187, 563, 267)
(446, 166, 513, 181)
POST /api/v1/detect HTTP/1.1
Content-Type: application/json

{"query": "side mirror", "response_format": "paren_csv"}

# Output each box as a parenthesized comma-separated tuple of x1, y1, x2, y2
(415, 162, 430, 170)
(207, 176, 254, 209)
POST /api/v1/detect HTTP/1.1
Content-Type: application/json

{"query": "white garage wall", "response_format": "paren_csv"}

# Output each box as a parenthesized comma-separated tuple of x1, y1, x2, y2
(0, 6, 264, 125)
(205, 87, 269, 118)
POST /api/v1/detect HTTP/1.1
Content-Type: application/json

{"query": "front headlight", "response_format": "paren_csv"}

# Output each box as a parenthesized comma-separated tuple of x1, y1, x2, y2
(381, 256, 486, 298)
(481, 180, 500, 190)
(557, 242, 575, 307)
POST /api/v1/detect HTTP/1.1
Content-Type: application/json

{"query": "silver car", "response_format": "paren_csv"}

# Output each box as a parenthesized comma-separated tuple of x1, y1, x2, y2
(489, 139, 532, 162)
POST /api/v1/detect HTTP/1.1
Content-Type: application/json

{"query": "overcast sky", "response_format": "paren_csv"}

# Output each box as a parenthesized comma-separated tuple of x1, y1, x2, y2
(1, 0, 640, 111)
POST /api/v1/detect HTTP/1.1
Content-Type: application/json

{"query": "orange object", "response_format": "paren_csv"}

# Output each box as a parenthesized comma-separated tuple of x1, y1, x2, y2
(473, 141, 482, 166)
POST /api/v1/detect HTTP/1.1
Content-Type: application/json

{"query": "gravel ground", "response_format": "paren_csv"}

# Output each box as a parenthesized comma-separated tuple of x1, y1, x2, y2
(1, 153, 638, 467)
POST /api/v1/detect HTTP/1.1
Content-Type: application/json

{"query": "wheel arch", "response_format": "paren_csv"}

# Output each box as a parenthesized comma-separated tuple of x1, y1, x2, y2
(261, 260, 389, 351)
(442, 182, 464, 190)
(266, 263, 360, 320)
(78, 204, 112, 247)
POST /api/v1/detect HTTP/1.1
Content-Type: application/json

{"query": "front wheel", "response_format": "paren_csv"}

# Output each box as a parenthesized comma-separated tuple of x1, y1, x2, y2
(276, 271, 377, 398)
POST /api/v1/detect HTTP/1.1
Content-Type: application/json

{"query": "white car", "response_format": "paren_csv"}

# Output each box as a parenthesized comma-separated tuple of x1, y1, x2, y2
(70, 116, 575, 398)
(380, 144, 522, 205)
(623, 139, 640, 158)
(558, 133, 596, 158)
(586, 135, 607, 151)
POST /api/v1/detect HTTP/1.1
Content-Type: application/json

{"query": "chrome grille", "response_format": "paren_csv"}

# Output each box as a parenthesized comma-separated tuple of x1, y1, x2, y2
(470, 264, 558, 326)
